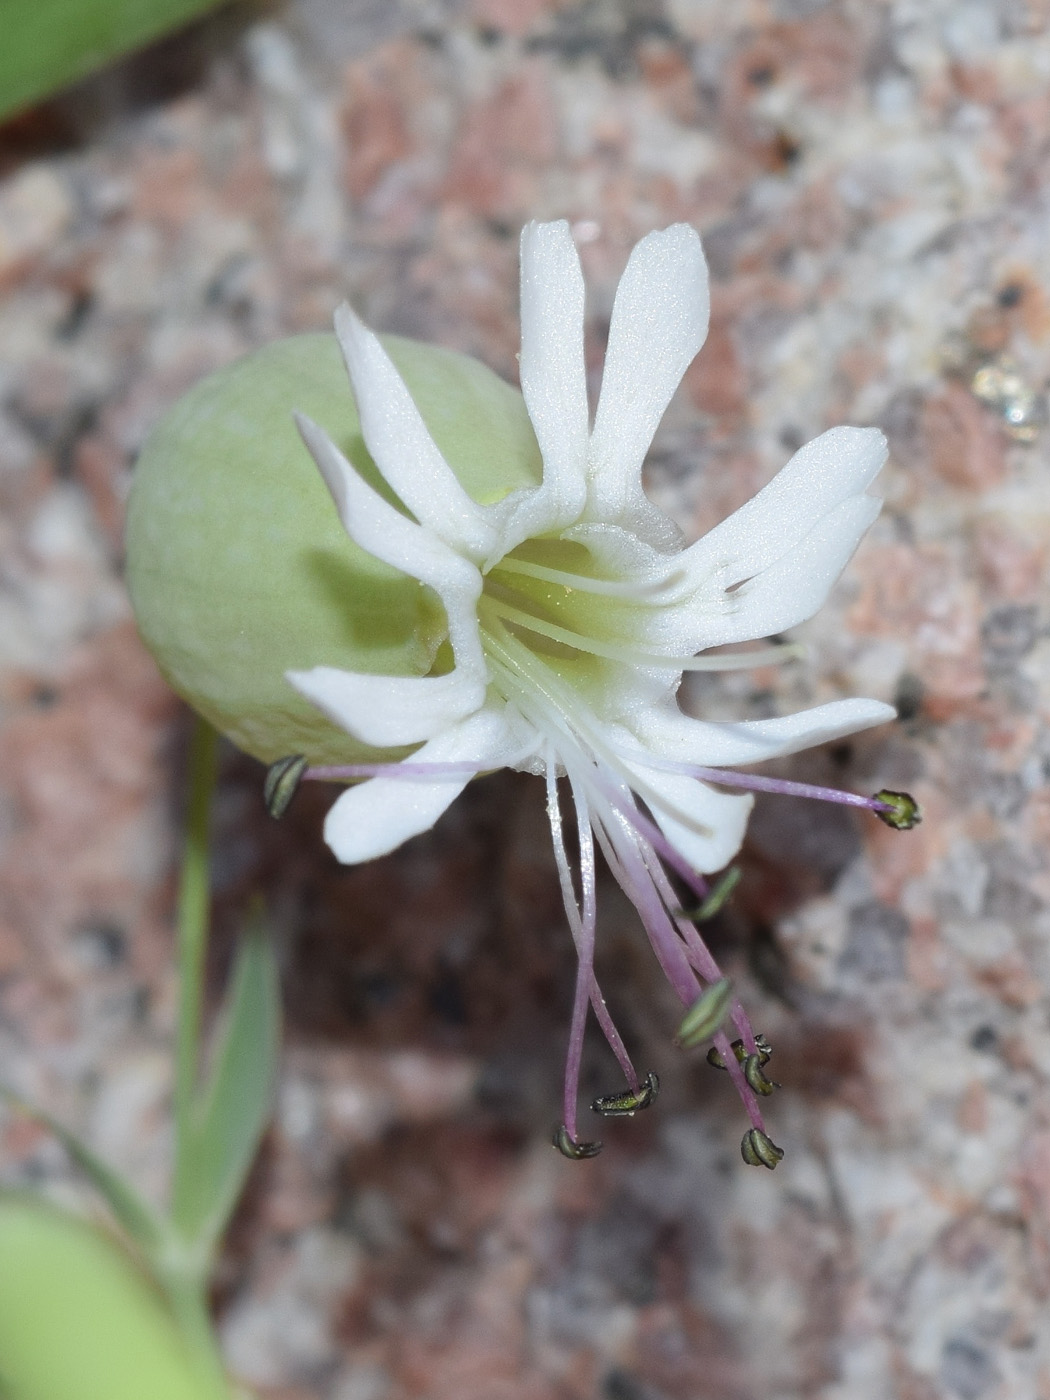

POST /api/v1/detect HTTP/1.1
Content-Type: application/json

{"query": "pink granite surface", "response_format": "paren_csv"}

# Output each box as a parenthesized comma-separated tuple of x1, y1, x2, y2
(2, 1, 1050, 1396)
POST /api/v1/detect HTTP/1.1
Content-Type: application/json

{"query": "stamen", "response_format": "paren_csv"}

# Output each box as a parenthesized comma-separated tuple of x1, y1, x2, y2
(681, 865, 741, 922)
(741, 1127, 784, 1170)
(628, 755, 921, 821)
(675, 978, 734, 1049)
(640, 850, 766, 1124)
(592, 809, 700, 1008)
(491, 555, 682, 600)
(707, 1034, 772, 1071)
(689, 768, 889, 809)
(572, 781, 624, 1075)
(640, 846, 722, 984)
(545, 752, 640, 1112)
(565, 765, 769, 1133)
(487, 633, 720, 1029)
(708, 1030, 766, 1129)
(480, 600, 777, 1141)
(553, 1125, 602, 1159)
(591, 1071, 660, 1117)
(485, 625, 787, 891)
(484, 598, 801, 672)
(743, 1053, 778, 1096)
(872, 788, 922, 830)
(561, 773, 598, 1142)
(599, 810, 765, 1130)
(583, 765, 710, 906)
(489, 633, 722, 873)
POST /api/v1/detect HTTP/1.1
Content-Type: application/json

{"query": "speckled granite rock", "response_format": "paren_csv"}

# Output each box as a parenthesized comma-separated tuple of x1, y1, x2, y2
(2, 1, 1050, 1396)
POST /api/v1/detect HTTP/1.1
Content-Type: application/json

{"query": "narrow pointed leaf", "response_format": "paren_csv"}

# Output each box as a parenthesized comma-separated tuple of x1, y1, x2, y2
(0, 0, 227, 124)
(172, 917, 280, 1249)
(0, 1085, 165, 1257)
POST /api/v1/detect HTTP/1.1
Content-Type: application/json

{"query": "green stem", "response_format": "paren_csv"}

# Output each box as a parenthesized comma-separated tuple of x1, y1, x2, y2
(173, 717, 218, 1163)
(162, 1267, 230, 1399)
(165, 718, 233, 1393)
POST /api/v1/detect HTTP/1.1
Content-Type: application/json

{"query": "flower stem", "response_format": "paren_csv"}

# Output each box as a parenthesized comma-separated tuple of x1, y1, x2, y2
(161, 1267, 230, 1398)
(167, 716, 234, 1394)
(173, 717, 218, 1150)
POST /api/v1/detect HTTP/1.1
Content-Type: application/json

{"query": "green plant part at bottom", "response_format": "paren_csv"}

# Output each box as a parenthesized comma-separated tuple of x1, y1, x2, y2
(0, 1197, 230, 1400)
(125, 332, 544, 766)
(0, 0, 226, 124)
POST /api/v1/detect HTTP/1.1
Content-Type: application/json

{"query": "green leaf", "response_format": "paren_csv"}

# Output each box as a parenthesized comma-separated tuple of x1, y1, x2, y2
(0, 1195, 229, 1400)
(0, 0, 228, 124)
(0, 1085, 165, 1258)
(172, 915, 280, 1250)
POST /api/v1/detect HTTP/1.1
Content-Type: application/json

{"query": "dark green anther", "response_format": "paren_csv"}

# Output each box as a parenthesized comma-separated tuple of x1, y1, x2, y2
(264, 754, 308, 819)
(553, 1125, 603, 1159)
(741, 1127, 784, 1169)
(675, 978, 733, 1049)
(873, 789, 921, 831)
(743, 1053, 777, 1096)
(681, 866, 741, 922)
(707, 1033, 772, 1071)
(591, 1071, 660, 1117)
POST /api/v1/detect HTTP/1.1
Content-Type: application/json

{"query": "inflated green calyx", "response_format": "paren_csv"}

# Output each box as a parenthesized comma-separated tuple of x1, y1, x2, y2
(126, 332, 543, 765)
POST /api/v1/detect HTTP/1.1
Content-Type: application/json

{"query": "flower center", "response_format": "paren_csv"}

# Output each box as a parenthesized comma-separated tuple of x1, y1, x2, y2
(476, 540, 685, 835)
(477, 536, 800, 687)
(475, 537, 663, 776)
(478, 536, 673, 692)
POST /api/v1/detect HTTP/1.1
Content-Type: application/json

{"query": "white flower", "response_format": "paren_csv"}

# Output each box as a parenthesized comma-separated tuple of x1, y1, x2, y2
(287, 220, 895, 1154)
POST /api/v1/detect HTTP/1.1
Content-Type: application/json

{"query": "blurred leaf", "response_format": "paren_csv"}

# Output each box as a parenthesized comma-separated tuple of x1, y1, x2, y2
(0, 0, 228, 123)
(0, 1085, 165, 1258)
(172, 915, 280, 1249)
(0, 1195, 229, 1400)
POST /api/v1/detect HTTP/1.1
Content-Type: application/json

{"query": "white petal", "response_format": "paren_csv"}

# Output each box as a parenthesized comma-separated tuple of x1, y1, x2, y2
(631, 697, 897, 769)
(287, 666, 485, 748)
(295, 413, 486, 675)
(516, 221, 589, 528)
(681, 426, 886, 588)
(333, 304, 498, 561)
(587, 225, 709, 543)
(690, 493, 881, 648)
(322, 705, 519, 863)
(295, 413, 473, 592)
(625, 761, 753, 874)
(559, 521, 679, 583)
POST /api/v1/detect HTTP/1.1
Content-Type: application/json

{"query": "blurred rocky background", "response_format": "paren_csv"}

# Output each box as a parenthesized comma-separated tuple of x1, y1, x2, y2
(2, 0, 1050, 1396)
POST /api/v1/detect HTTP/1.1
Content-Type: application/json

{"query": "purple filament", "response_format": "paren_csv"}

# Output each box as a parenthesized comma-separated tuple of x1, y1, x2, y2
(637, 759, 892, 812)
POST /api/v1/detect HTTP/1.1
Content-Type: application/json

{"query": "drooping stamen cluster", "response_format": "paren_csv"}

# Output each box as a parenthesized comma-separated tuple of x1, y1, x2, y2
(262, 534, 920, 1168)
